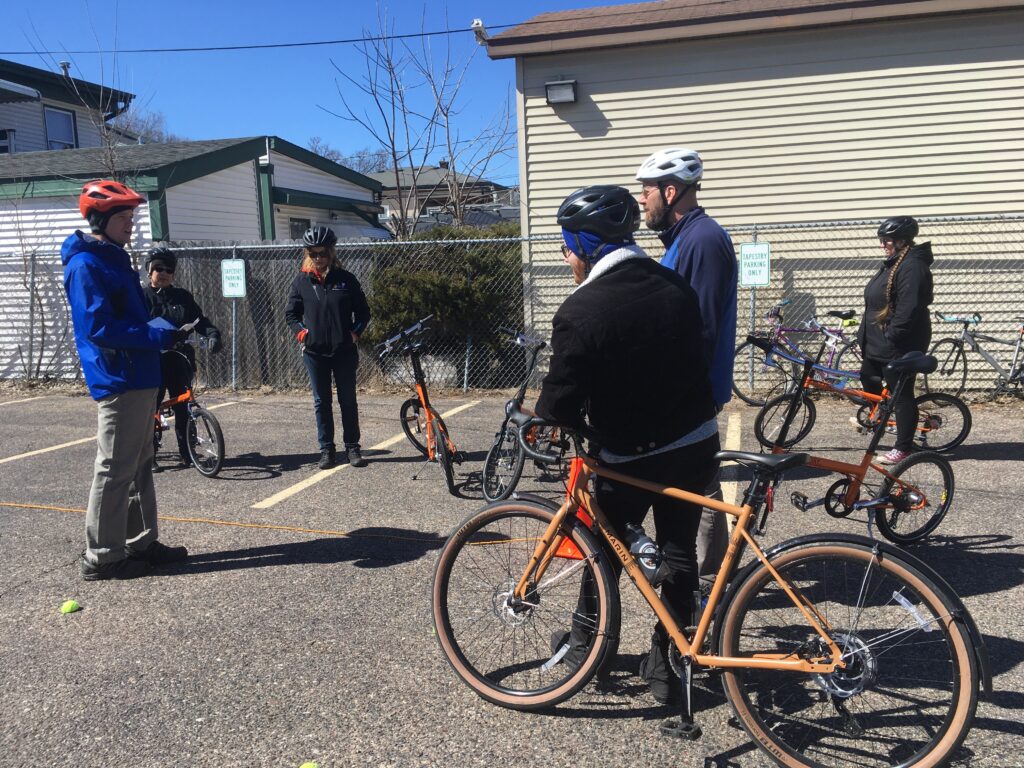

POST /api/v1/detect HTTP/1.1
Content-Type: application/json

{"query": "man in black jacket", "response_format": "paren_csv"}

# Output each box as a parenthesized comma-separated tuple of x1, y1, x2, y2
(142, 246, 222, 465)
(535, 186, 720, 706)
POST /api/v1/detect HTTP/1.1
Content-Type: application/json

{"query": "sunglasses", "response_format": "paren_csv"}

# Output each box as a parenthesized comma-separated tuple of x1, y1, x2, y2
(151, 266, 175, 274)
(309, 249, 331, 258)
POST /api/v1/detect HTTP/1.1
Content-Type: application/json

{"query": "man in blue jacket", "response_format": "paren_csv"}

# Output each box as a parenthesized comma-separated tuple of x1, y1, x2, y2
(64, 180, 189, 580)
(636, 148, 737, 584)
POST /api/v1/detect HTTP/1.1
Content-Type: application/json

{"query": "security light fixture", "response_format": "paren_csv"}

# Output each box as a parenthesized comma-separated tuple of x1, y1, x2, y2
(545, 80, 577, 105)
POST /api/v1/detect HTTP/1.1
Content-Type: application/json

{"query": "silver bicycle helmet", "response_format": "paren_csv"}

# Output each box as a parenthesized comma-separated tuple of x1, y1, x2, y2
(635, 147, 703, 185)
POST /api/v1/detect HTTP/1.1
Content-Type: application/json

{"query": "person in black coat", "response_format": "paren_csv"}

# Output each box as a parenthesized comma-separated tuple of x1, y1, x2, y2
(856, 216, 934, 464)
(534, 186, 720, 706)
(285, 226, 370, 469)
(142, 246, 222, 465)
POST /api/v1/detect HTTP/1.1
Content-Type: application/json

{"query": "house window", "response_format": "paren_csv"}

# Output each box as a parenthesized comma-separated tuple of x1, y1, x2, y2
(44, 106, 77, 150)
(289, 218, 311, 240)
(0, 129, 13, 154)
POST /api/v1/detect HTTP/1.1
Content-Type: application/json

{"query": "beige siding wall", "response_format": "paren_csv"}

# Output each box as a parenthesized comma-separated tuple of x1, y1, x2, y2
(164, 162, 261, 242)
(0, 196, 152, 254)
(518, 9, 1024, 239)
(269, 152, 375, 200)
(273, 204, 387, 242)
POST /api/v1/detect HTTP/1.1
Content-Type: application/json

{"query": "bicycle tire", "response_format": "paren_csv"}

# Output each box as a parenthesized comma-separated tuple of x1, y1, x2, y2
(718, 538, 979, 767)
(482, 424, 526, 502)
(913, 393, 972, 451)
(924, 339, 967, 398)
(400, 398, 429, 455)
(187, 407, 224, 478)
(732, 341, 794, 406)
(433, 417, 457, 495)
(875, 451, 954, 544)
(832, 339, 862, 374)
(754, 392, 817, 449)
(432, 500, 620, 710)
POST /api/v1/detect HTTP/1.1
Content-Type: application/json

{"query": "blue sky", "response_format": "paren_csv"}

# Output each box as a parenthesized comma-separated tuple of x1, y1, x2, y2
(1, 0, 616, 185)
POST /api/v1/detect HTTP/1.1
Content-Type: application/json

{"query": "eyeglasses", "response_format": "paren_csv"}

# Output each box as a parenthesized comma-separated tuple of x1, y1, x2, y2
(560, 244, 572, 259)
(151, 266, 175, 274)
(638, 184, 662, 200)
(309, 249, 330, 258)
(878, 238, 896, 246)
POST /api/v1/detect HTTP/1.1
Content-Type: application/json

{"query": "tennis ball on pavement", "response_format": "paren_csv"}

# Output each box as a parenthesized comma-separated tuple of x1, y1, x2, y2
(299, 763, 319, 768)
(60, 600, 81, 614)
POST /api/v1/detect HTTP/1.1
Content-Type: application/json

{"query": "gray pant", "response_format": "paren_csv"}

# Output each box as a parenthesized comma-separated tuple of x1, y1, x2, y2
(84, 387, 160, 564)
(697, 472, 729, 579)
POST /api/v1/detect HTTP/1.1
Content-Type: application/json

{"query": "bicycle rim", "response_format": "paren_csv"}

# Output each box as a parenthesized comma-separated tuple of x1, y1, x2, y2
(482, 425, 525, 502)
(433, 418, 456, 495)
(924, 340, 966, 398)
(400, 398, 429, 455)
(720, 541, 977, 767)
(733, 341, 794, 406)
(755, 393, 817, 449)
(187, 408, 224, 477)
(432, 501, 619, 710)
(913, 394, 971, 452)
(876, 452, 954, 544)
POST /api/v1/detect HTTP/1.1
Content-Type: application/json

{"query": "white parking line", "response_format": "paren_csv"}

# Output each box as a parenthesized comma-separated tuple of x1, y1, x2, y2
(0, 400, 239, 465)
(0, 396, 46, 406)
(722, 411, 742, 507)
(251, 400, 482, 510)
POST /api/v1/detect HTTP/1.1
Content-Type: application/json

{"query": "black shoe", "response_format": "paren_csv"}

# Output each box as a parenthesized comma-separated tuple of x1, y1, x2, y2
(347, 447, 367, 468)
(131, 540, 189, 565)
(318, 448, 336, 469)
(81, 555, 151, 581)
(639, 631, 682, 706)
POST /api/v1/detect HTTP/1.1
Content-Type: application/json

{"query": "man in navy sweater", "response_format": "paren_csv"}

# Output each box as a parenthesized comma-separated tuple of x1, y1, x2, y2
(636, 148, 737, 584)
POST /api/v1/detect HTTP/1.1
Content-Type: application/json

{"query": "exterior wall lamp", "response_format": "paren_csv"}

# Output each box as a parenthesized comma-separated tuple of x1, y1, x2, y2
(545, 80, 577, 105)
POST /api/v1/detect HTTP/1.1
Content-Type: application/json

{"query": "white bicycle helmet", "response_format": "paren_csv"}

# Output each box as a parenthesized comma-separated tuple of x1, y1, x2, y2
(635, 147, 703, 185)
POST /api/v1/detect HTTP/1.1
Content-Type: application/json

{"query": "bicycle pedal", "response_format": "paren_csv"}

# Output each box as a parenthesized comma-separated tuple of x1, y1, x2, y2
(660, 718, 702, 740)
(790, 492, 809, 511)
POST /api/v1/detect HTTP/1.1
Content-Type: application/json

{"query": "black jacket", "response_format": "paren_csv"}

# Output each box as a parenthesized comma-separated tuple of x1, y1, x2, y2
(535, 253, 716, 456)
(857, 242, 933, 361)
(285, 267, 370, 356)
(142, 283, 221, 360)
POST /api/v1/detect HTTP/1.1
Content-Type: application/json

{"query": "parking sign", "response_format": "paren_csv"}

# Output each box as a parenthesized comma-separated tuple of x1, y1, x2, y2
(739, 242, 771, 287)
(221, 259, 246, 298)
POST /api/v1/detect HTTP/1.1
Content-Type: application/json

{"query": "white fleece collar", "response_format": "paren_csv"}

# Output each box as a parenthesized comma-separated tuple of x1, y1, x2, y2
(575, 244, 649, 291)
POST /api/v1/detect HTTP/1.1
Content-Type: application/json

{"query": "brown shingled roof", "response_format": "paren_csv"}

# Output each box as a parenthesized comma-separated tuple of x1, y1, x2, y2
(486, 0, 1017, 58)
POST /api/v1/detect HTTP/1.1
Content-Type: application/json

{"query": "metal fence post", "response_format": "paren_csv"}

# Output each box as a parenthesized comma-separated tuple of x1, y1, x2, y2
(231, 246, 238, 391)
(463, 243, 471, 392)
(748, 225, 758, 334)
(26, 251, 36, 379)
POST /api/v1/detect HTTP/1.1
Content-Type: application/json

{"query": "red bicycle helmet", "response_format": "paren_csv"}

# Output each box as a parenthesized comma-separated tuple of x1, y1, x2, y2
(78, 179, 145, 219)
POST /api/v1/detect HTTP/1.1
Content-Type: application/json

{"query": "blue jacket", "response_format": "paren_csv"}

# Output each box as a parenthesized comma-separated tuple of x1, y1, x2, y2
(62, 231, 176, 400)
(659, 207, 738, 408)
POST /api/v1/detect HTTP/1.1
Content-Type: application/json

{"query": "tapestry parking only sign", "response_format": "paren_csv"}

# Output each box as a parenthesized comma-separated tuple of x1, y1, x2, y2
(739, 242, 771, 287)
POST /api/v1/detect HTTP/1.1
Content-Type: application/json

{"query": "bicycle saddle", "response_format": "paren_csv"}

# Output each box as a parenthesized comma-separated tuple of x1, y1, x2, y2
(885, 351, 937, 375)
(827, 309, 856, 320)
(715, 450, 807, 473)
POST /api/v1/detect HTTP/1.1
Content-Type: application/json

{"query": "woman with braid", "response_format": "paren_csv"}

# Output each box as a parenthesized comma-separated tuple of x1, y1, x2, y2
(856, 216, 933, 464)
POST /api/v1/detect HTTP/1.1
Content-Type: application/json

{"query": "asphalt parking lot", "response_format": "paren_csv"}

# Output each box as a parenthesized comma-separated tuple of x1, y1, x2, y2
(1, 388, 1022, 768)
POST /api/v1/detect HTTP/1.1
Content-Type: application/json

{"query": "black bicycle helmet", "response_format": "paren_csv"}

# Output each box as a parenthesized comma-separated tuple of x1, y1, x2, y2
(144, 245, 177, 272)
(303, 225, 337, 248)
(556, 186, 640, 242)
(877, 216, 918, 242)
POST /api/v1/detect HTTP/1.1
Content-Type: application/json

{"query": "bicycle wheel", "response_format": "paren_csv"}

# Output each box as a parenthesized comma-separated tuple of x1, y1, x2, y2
(832, 339, 862, 374)
(718, 539, 979, 768)
(754, 392, 817, 449)
(913, 393, 971, 451)
(432, 417, 457, 495)
(400, 398, 429, 455)
(924, 339, 967, 397)
(876, 451, 954, 544)
(482, 424, 525, 502)
(732, 341, 795, 406)
(187, 407, 224, 477)
(432, 500, 620, 710)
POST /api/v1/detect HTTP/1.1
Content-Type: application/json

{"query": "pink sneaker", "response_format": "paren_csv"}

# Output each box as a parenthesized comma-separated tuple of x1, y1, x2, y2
(878, 449, 911, 465)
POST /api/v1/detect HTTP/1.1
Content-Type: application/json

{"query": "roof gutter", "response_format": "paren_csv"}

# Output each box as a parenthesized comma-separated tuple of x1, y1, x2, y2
(0, 78, 42, 104)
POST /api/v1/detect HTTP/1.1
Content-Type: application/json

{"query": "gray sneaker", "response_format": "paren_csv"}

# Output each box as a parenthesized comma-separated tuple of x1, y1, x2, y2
(347, 447, 367, 468)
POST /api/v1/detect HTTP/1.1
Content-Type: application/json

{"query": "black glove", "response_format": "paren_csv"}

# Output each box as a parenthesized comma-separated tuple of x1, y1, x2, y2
(171, 329, 191, 345)
(208, 335, 223, 353)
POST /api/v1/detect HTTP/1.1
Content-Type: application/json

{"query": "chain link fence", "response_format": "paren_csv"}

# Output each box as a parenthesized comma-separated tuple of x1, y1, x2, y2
(2, 213, 1022, 394)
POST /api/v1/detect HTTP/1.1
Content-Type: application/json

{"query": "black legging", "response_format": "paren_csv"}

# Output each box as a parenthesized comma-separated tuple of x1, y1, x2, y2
(860, 357, 917, 452)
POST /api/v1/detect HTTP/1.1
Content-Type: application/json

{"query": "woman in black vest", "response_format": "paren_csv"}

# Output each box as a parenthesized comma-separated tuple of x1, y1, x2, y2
(856, 216, 933, 464)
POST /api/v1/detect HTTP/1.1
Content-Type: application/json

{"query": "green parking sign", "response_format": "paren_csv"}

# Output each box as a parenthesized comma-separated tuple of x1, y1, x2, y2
(221, 259, 246, 298)
(739, 242, 771, 287)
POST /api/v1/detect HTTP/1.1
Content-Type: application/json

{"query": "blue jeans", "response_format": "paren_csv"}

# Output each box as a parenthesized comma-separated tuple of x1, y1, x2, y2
(302, 347, 360, 451)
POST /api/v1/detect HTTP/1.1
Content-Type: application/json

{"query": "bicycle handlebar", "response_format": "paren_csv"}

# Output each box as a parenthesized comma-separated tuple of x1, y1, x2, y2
(498, 326, 546, 351)
(935, 311, 981, 325)
(509, 404, 593, 464)
(377, 314, 434, 355)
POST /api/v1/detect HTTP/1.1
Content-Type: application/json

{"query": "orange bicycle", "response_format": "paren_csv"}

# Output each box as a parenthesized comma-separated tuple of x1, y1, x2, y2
(152, 339, 224, 477)
(378, 315, 462, 495)
(432, 411, 989, 766)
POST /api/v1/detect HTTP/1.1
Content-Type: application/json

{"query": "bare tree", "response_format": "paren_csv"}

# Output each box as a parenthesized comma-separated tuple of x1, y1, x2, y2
(320, 4, 512, 238)
(109, 108, 187, 144)
(307, 137, 389, 174)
